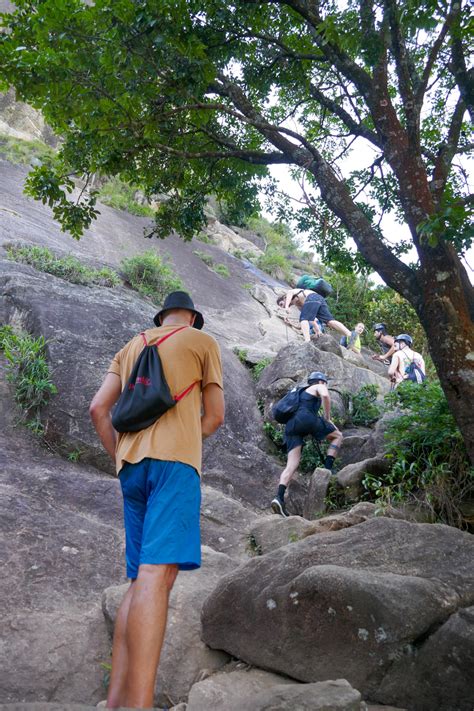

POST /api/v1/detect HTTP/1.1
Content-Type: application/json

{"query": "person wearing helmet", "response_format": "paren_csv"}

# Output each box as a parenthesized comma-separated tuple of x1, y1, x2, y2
(388, 334, 426, 386)
(371, 323, 396, 363)
(271, 371, 343, 517)
(280, 288, 351, 343)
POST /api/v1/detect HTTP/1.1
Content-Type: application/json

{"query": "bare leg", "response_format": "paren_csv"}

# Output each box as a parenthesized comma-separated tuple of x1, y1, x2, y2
(327, 319, 351, 338)
(106, 582, 135, 708)
(300, 320, 311, 342)
(124, 563, 179, 708)
(279, 445, 302, 487)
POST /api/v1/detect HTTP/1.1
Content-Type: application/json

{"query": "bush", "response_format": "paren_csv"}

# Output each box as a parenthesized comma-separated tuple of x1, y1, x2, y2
(0, 325, 57, 430)
(6, 245, 120, 287)
(362, 381, 473, 529)
(256, 247, 292, 281)
(97, 177, 155, 217)
(252, 358, 272, 381)
(0, 133, 56, 166)
(121, 251, 183, 304)
(339, 384, 380, 427)
(194, 250, 230, 277)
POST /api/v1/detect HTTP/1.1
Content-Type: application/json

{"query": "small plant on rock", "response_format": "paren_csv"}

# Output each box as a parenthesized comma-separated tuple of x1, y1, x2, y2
(6, 245, 120, 287)
(121, 251, 183, 304)
(0, 325, 57, 430)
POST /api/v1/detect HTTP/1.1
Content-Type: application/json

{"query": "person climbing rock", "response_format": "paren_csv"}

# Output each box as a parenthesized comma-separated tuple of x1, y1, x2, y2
(340, 322, 365, 353)
(371, 323, 396, 363)
(89, 291, 224, 709)
(388, 333, 426, 387)
(271, 371, 343, 517)
(281, 288, 351, 343)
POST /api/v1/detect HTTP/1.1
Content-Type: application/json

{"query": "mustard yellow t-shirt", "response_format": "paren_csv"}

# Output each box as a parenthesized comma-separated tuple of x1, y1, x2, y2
(108, 325, 223, 476)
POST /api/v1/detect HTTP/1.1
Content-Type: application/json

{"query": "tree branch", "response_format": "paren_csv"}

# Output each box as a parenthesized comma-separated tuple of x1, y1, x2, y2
(449, 0, 474, 122)
(431, 97, 466, 205)
(384, 0, 420, 149)
(308, 82, 381, 148)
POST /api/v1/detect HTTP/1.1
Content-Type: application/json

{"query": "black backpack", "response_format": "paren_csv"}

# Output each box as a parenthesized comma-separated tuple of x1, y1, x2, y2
(272, 386, 305, 424)
(112, 326, 196, 433)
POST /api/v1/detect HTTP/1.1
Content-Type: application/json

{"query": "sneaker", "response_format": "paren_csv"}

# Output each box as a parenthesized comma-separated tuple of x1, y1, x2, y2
(271, 497, 290, 517)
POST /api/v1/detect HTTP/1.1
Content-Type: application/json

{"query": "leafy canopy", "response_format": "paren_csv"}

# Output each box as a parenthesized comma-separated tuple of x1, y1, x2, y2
(0, 0, 472, 284)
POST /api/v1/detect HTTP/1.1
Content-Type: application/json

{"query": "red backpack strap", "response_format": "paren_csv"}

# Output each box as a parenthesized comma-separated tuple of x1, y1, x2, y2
(155, 325, 188, 347)
(140, 332, 148, 346)
(174, 381, 197, 402)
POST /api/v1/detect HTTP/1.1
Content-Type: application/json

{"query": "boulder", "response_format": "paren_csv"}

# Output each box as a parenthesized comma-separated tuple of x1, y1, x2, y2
(1, 606, 110, 704)
(336, 457, 391, 501)
(358, 412, 400, 460)
(186, 670, 362, 711)
(256, 342, 390, 422)
(303, 467, 332, 519)
(249, 515, 315, 555)
(201, 485, 260, 559)
(375, 606, 474, 711)
(102, 546, 235, 707)
(201, 518, 474, 710)
(338, 433, 371, 468)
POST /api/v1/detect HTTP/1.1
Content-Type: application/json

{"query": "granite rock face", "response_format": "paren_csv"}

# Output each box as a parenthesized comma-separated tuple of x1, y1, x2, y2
(202, 518, 474, 710)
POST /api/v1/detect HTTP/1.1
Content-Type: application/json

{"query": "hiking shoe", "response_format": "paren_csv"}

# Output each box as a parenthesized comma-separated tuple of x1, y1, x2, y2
(271, 497, 290, 517)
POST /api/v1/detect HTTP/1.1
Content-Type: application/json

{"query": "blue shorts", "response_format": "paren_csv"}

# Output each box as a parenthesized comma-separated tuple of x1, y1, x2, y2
(119, 458, 201, 579)
(300, 293, 334, 324)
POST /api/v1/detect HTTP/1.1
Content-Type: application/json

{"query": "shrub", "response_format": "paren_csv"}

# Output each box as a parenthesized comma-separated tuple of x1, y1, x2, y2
(256, 247, 292, 281)
(121, 251, 183, 304)
(0, 133, 56, 166)
(193, 250, 214, 267)
(252, 357, 272, 381)
(97, 177, 155, 217)
(362, 381, 473, 529)
(6, 245, 120, 287)
(339, 384, 380, 427)
(0, 325, 57, 429)
(213, 263, 230, 278)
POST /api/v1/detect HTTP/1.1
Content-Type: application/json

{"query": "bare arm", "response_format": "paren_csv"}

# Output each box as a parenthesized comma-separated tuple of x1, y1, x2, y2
(201, 382, 225, 439)
(284, 289, 301, 310)
(89, 372, 122, 461)
(387, 352, 400, 379)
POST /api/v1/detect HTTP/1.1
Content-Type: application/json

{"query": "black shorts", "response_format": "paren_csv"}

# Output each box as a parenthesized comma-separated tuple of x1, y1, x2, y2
(299, 293, 334, 324)
(284, 412, 336, 452)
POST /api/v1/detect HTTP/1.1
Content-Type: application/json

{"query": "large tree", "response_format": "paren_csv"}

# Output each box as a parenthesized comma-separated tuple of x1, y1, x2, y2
(1, 0, 473, 459)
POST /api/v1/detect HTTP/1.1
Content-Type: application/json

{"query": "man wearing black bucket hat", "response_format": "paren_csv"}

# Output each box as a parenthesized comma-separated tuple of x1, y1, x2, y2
(271, 371, 343, 517)
(90, 290, 224, 708)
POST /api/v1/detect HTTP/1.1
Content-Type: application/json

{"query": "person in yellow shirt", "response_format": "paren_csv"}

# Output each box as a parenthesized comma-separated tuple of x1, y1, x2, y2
(90, 291, 224, 709)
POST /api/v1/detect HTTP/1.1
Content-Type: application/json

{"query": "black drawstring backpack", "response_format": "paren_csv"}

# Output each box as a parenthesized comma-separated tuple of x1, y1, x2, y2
(112, 326, 196, 433)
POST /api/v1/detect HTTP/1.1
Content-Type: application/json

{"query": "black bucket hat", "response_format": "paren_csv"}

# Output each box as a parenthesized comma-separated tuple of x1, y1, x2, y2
(153, 291, 204, 329)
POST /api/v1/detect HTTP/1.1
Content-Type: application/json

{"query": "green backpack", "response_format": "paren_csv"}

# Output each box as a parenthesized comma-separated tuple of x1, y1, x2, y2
(295, 275, 333, 297)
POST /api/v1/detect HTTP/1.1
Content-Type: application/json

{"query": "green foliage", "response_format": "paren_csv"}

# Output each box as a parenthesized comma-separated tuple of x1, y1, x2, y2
(0, 324, 57, 428)
(299, 438, 326, 473)
(247, 533, 262, 557)
(252, 357, 272, 381)
(233, 347, 248, 364)
(6, 244, 120, 287)
(256, 247, 292, 281)
(0, 133, 56, 166)
(362, 381, 473, 529)
(194, 250, 230, 276)
(194, 250, 214, 267)
(97, 177, 155, 217)
(67, 448, 83, 463)
(339, 384, 381, 427)
(196, 231, 212, 244)
(212, 263, 230, 278)
(121, 251, 183, 304)
(263, 421, 285, 451)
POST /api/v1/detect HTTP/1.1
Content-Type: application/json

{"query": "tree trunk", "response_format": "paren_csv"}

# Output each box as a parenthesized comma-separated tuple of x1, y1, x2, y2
(417, 246, 474, 464)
